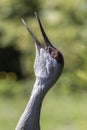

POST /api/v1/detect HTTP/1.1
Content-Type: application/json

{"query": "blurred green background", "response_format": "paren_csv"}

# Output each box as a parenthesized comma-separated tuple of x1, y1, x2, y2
(0, 0, 87, 130)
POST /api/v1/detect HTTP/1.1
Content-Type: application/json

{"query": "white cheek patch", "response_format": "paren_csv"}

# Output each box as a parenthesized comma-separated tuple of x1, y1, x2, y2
(46, 58, 54, 75)
(34, 49, 57, 78)
(34, 50, 48, 78)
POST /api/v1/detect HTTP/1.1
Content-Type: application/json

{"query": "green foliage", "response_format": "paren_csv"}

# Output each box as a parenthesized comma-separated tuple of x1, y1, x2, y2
(0, 0, 87, 95)
(0, 92, 87, 130)
(0, 1, 87, 130)
(0, 0, 40, 19)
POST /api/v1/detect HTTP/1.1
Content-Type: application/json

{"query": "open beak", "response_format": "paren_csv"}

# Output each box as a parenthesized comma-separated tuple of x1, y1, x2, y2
(22, 13, 64, 64)
(22, 12, 54, 48)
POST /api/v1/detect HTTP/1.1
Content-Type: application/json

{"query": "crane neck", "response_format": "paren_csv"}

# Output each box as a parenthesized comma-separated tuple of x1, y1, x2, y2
(15, 78, 46, 130)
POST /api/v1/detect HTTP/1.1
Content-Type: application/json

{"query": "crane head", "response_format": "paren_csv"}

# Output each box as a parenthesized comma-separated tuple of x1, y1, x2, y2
(22, 12, 64, 90)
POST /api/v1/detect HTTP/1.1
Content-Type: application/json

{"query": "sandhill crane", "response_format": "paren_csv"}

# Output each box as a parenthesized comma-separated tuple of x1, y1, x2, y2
(15, 12, 64, 130)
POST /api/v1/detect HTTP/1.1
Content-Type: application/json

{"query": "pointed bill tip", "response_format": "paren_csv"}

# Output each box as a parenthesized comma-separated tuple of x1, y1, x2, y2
(21, 18, 25, 24)
(21, 17, 43, 55)
(34, 12, 39, 23)
(21, 18, 35, 40)
(21, 18, 29, 31)
(34, 12, 53, 48)
(34, 12, 37, 17)
(34, 12, 40, 24)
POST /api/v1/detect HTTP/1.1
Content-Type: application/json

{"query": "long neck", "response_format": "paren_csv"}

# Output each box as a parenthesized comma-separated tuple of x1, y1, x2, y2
(15, 78, 46, 130)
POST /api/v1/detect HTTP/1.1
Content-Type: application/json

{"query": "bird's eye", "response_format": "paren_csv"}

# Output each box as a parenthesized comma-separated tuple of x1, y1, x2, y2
(52, 51, 64, 64)
(45, 46, 64, 64)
